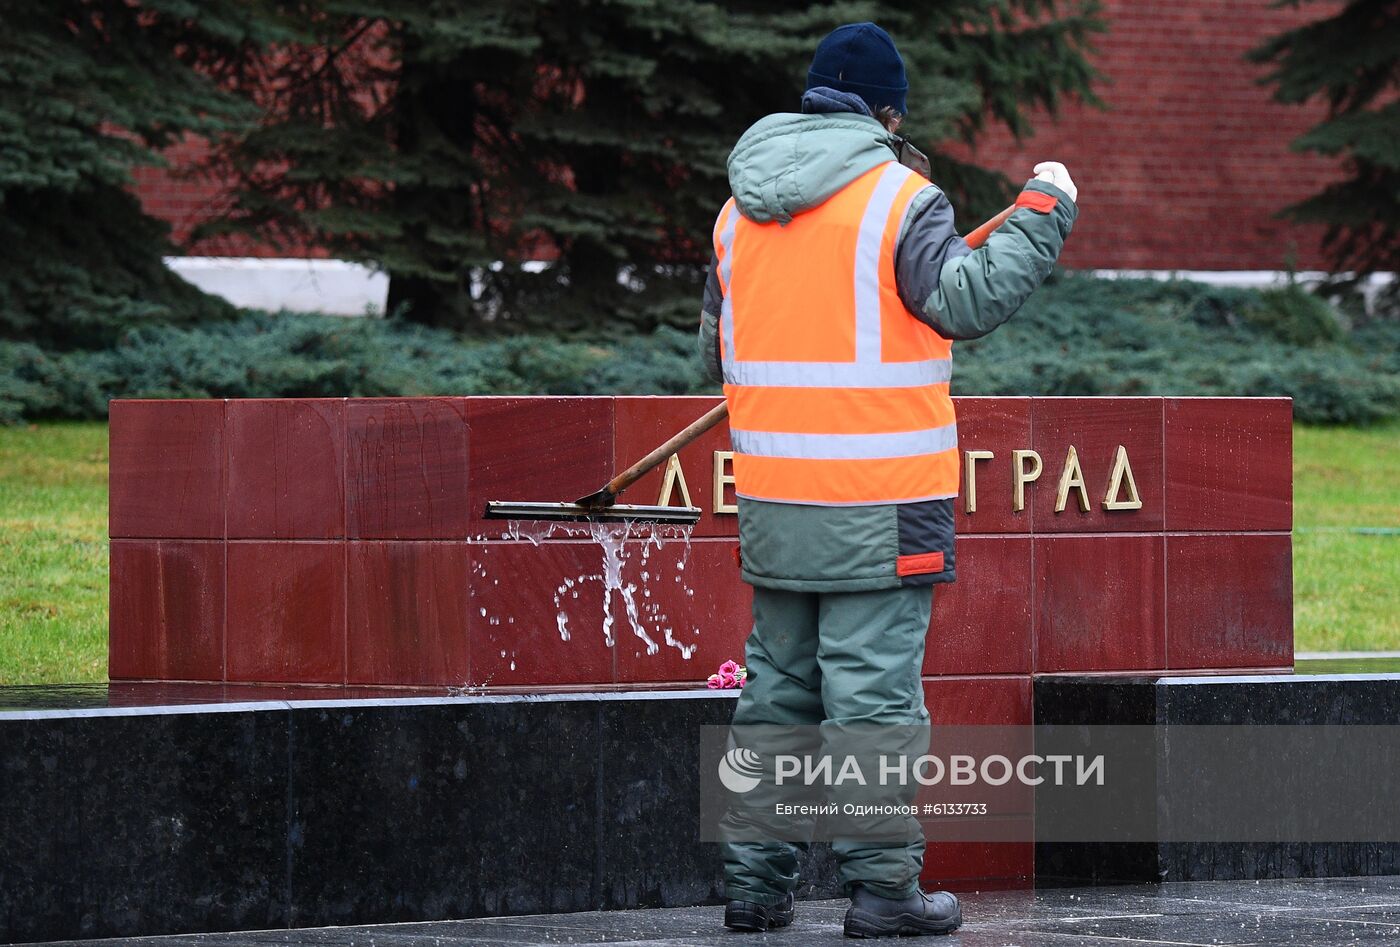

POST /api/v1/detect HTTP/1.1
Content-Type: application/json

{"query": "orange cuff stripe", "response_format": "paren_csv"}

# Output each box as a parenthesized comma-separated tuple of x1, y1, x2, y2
(1015, 190, 1058, 214)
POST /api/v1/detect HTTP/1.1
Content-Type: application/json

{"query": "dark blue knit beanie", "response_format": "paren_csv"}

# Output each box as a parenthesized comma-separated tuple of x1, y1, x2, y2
(806, 22, 908, 116)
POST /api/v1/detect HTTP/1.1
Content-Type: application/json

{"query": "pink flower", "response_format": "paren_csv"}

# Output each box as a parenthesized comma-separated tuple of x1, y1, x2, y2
(706, 659, 749, 689)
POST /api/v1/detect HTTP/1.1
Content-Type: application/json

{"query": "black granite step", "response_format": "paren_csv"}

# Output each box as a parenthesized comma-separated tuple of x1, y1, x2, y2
(1033, 673, 1400, 886)
(2, 690, 830, 944)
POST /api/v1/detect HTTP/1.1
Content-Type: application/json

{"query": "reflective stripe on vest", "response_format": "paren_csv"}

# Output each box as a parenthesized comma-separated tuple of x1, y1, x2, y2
(730, 425, 958, 461)
(713, 161, 959, 506)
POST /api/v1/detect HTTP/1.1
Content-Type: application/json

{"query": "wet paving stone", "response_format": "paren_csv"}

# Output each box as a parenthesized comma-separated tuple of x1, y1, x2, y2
(27, 876, 1400, 946)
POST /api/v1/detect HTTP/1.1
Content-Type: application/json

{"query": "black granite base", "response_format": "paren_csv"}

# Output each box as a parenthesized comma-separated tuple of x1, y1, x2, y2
(0, 690, 838, 944)
(1033, 673, 1400, 886)
(10, 675, 1398, 942)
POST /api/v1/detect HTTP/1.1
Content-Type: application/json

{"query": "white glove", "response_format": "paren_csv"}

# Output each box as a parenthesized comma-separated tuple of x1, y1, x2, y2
(1033, 161, 1077, 203)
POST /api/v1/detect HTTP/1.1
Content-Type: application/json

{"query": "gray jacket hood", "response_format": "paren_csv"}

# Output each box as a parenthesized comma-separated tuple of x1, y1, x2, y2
(726, 110, 896, 224)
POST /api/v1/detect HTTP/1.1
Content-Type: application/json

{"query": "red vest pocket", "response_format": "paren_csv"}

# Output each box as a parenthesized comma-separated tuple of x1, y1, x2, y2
(896, 551, 945, 577)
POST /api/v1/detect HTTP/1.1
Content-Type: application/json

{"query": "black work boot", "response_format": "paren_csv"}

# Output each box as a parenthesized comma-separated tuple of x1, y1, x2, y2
(843, 886, 961, 938)
(724, 892, 795, 932)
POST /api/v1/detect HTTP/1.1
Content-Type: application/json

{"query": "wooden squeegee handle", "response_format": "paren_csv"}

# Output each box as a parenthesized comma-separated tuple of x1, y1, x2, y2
(603, 400, 730, 499)
(963, 203, 1017, 251)
(603, 203, 1019, 498)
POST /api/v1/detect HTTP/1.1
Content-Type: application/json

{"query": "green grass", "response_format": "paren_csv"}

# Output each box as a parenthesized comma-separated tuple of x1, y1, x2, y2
(1293, 421, 1400, 652)
(0, 420, 1394, 683)
(0, 422, 108, 684)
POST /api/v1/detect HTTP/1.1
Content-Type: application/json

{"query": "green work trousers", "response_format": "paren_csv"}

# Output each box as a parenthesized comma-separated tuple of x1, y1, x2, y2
(719, 583, 934, 904)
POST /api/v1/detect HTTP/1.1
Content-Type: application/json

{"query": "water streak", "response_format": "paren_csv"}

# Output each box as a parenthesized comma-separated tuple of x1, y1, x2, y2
(502, 519, 700, 659)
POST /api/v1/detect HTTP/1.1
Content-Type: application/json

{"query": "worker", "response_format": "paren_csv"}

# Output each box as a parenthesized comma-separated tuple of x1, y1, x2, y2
(699, 22, 1077, 939)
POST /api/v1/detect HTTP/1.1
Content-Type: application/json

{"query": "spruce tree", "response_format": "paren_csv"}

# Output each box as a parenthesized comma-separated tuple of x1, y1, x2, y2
(200, 1, 1104, 332)
(0, 2, 286, 348)
(1251, 0, 1399, 276)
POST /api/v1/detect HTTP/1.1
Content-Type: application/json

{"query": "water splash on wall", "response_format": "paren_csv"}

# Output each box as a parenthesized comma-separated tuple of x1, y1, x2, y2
(552, 576, 577, 641)
(490, 519, 700, 664)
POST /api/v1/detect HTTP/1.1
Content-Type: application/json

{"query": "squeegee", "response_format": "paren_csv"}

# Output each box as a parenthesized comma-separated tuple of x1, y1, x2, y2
(485, 402, 727, 524)
(484, 203, 1018, 525)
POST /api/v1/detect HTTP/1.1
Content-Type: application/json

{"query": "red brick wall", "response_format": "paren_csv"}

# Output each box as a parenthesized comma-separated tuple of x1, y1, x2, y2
(965, 0, 1342, 271)
(132, 137, 326, 258)
(134, 0, 1344, 270)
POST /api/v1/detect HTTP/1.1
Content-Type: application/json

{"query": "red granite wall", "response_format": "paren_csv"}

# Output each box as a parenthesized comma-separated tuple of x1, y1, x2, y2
(108, 394, 1295, 686)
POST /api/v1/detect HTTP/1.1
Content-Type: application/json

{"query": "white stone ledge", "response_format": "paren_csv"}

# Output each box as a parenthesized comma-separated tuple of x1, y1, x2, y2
(1089, 269, 1395, 308)
(164, 257, 389, 316)
(164, 257, 1396, 317)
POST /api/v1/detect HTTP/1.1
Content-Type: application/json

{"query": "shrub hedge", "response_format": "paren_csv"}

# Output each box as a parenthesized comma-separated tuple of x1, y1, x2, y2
(950, 275, 1400, 424)
(0, 316, 711, 426)
(2, 274, 1396, 425)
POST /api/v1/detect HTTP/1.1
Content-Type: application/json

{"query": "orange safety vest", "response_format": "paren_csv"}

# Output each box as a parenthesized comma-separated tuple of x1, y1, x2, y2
(712, 161, 959, 506)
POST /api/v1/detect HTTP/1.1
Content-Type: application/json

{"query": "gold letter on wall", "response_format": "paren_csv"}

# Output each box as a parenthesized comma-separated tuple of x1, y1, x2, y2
(1012, 449, 1042, 512)
(964, 450, 994, 513)
(712, 450, 738, 514)
(1103, 445, 1143, 510)
(1055, 445, 1091, 513)
(656, 454, 693, 509)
